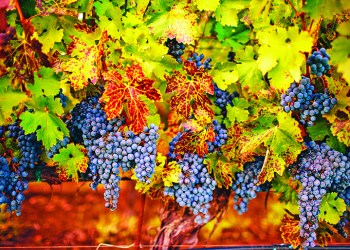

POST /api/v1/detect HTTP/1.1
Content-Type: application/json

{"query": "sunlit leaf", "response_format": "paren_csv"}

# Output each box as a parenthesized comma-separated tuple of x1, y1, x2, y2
(53, 143, 88, 182)
(101, 64, 162, 133)
(319, 192, 346, 225)
(19, 96, 69, 150)
(165, 61, 214, 120)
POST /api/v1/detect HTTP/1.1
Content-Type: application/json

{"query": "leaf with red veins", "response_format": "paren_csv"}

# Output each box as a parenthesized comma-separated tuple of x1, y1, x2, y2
(101, 64, 162, 133)
(165, 61, 214, 119)
(175, 126, 215, 157)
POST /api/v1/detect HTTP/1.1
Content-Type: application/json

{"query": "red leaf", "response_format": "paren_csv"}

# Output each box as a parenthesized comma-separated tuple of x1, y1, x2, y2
(101, 64, 162, 133)
(165, 61, 214, 119)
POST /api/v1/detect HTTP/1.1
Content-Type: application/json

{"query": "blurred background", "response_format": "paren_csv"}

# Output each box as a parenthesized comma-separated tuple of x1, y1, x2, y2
(1, 181, 349, 248)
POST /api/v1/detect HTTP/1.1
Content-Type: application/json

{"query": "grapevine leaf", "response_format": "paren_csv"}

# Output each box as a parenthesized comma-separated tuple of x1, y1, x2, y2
(319, 192, 346, 225)
(316, 221, 337, 248)
(256, 26, 313, 91)
(19, 96, 69, 150)
(304, 0, 350, 19)
(271, 171, 300, 204)
(226, 98, 250, 124)
(331, 36, 350, 84)
(94, 0, 123, 40)
(148, 3, 199, 43)
(162, 161, 181, 187)
(324, 86, 350, 146)
(52, 143, 88, 182)
(212, 62, 239, 90)
(174, 127, 215, 157)
(101, 64, 162, 133)
(215, 0, 248, 27)
(235, 46, 267, 94)
(0, 77, 28, 125)
(165, 61, 214, 119)
(31, 15, 64, 53)
(280, 214, 301, 248)
(205, 154, 234, 189)
(28, 67, 61, 97)
(307, 119, 346, 153)
(60, 32, 108, 90)
(195, 0, 220, 11)
(241, 112, 305, 184)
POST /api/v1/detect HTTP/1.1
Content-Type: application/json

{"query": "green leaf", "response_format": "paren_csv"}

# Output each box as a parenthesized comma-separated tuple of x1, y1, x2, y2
(205, 153, 234, 188)
(331, 36, 350, 84)
(235, 46, 267, 94)
(0, 77, 28, 125)
(271, 171, 300, 204)
(256, 26, 313, 91)
(304, 0, 350, 19)
(226, 98, 250, 123)
(319, 192, 346, 225)
(19, 96, 69, 150)
(212, 62, 239, 90)
(307, 119, 346, 153)
(28, 67, 61, 97)
(52, 143, 88, 182)
(195, 0, 220, 11)
(241, 112, 305, 184)
(215, 0, 249, 27)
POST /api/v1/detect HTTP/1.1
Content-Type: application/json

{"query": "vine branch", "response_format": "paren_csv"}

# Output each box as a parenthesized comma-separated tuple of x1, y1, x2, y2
(14, 0, 25, 23)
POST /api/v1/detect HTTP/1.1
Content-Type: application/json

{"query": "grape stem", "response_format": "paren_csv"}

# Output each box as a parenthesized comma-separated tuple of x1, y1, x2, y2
(14, 0, 25, 23)
(285, 0, 307, 31)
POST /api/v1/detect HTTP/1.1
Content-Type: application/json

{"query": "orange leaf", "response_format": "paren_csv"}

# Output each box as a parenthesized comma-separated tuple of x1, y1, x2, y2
(280, 214, 301, 248)
(165, 61, 214, 119)
(101, 64, 162, 133)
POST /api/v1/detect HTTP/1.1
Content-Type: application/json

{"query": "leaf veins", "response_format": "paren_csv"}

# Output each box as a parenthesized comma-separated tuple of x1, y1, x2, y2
(165, 61, 214, 120)
(101, 64, 162, 133)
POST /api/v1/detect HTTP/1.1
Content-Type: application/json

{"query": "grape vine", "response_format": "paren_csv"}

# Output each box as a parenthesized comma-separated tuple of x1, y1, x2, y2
(0, 0, 349, 249)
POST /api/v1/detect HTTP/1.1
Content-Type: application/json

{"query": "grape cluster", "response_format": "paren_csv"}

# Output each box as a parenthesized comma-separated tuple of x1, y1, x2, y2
(289, 142, 350, 248)
(307, 48, 331, 77)
(0, 157, 28, 216)
(56, 89, 68, 108)
(187, 53, 212, 70)
(231, 157, 264, 214)
(281, 76, 337, 126)
(164, 153, 217, 224)
(164, 38, 185, 63)
(68, 95, 160, 210)
(67, 96, 118, 144)
(8, 122, 42, 169)
(46, 136, 70, 158)
(213, 83, 239, 116)
(207, 120, 228, 152)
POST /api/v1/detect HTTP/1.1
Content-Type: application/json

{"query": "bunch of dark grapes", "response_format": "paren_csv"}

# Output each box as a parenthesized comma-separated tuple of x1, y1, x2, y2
(46, 136, 70, 158)
(231, 157, 264, 214)
(207, 120, 228, 152)
(66, 96, 118, 144)
(0, 156, 28, 216)
(55, 89, 68, 108)
(281, 76, 337, 126)
(8, 122, 42, 170)
(213, 83, 239, 116)
(307, 48, 331, 77)
(164, 38, 185, 63)
(187, 52, 212, 69)
(164, 153, 217, 224)
(89, 123, 159, 210)
(289, 142, 350, 248)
